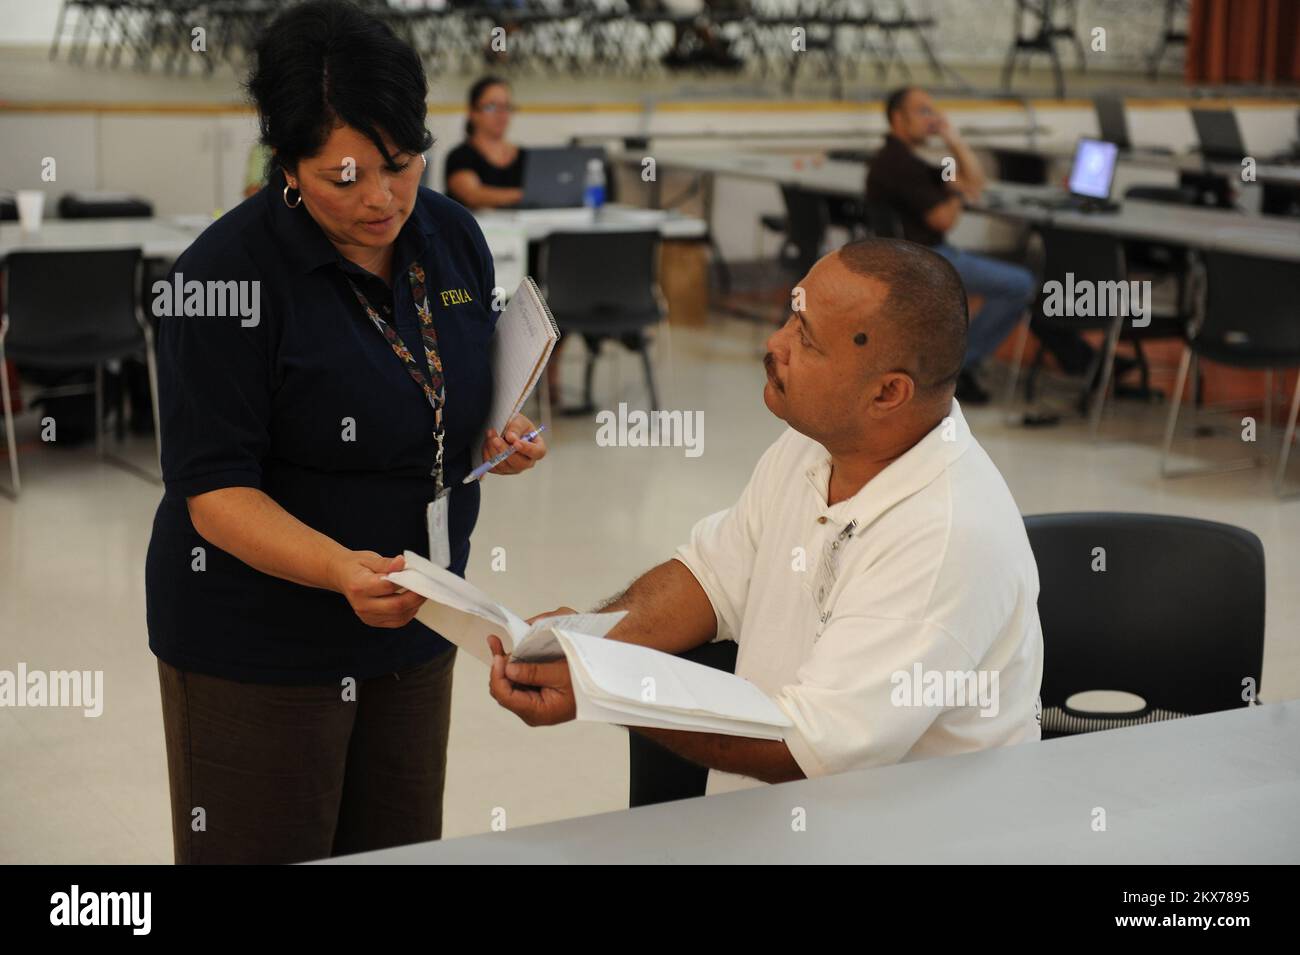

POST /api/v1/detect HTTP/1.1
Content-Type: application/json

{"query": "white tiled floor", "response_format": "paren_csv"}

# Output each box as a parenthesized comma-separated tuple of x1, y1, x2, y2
(1, 315, 1297, 863)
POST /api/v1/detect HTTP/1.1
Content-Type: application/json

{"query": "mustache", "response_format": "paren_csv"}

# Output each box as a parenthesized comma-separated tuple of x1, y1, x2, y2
(763, 353, 784, 391)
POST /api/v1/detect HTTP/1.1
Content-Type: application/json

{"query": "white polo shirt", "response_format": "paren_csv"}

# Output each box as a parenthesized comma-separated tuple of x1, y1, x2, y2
(673, 400, 1043, 794)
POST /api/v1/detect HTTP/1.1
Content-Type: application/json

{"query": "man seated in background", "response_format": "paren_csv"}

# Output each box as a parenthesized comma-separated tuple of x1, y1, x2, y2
(867, 86, 1101, 405)
(487, 239, 1043, 793)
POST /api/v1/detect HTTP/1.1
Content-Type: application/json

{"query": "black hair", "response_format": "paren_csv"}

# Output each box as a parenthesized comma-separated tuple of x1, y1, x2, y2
(837, 238, 968, 395)
(465, 75, 509, 137)
(245, 0, 434, 184)
(884, 86, 917, 124)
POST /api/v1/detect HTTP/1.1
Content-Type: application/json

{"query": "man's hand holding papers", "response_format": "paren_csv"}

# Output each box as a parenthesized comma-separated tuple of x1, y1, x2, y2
(487, 628, 576, 726)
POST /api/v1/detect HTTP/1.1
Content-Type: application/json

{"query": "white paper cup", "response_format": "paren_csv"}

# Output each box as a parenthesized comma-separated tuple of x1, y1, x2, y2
(16, 190, 45, 232)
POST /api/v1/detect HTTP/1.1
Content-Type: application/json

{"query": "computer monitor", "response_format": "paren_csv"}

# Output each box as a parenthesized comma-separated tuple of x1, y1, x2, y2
(1068, 138, 1119, 200)
(519, 146, 607, 209)
(1191, 108, 1247, 161)
(1093, 95, 1130, 150)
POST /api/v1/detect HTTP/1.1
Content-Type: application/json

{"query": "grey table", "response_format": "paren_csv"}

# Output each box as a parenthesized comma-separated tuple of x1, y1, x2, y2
(475, 204, 707, 242)
(625, 144, 1300, 198)
(618, 148, 1300, 262)
(0, 216, 208, 263)
(976, 183, 1300, 261)
(612, 148, 868, 199)
(992, 139, 1300, 185)
(0, 207, 707, 272)
(320, 700, 1300, 864)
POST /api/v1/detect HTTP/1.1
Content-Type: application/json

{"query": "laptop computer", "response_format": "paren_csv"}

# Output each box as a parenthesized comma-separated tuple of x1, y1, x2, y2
(1094, 95, 1130, 150)
(1022, 138, 1120, 212)
(1094, 95, 1173, 157)
(1192, 108, 1247, 162)
(518, 146, 607, 209)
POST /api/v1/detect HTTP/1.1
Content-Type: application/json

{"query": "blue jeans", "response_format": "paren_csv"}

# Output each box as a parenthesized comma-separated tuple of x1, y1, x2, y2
(933, 243, 1035, 369)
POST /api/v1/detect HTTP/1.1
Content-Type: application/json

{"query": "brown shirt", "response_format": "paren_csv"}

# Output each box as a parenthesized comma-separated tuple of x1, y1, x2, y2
(866, 134, 950, 246)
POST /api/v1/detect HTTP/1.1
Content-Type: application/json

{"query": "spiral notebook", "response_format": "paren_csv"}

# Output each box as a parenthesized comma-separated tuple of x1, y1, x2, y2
(488, 276, 558, 435)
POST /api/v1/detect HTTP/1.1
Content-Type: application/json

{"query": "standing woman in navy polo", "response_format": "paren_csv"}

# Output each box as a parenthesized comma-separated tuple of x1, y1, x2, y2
(145, 0, 545, 864)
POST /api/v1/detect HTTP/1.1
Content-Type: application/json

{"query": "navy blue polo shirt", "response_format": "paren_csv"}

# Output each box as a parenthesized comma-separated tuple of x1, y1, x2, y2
(145, 168, 496, 684)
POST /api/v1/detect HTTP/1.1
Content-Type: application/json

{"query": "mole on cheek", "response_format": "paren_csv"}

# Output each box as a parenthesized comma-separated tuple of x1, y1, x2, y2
(854, 332, 868, 346)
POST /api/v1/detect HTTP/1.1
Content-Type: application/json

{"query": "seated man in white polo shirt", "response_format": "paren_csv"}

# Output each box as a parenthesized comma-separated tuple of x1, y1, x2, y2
(488, 238, 1043, 793)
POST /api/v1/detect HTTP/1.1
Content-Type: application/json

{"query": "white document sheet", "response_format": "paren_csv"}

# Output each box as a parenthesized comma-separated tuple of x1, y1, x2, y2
(387, 554, 791, 738)
(387, 551, 624, 665)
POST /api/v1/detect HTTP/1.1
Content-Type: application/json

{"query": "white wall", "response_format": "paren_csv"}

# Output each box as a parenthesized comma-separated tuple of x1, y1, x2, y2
(0, 0, 63, 46)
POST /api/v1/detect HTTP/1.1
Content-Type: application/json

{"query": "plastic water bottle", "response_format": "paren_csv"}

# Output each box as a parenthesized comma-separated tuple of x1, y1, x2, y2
(583, 158, 606, 214)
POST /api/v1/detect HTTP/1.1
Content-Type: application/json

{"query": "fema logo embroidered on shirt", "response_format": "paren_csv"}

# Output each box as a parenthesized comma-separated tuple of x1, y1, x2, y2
(438, 288, 473, 307)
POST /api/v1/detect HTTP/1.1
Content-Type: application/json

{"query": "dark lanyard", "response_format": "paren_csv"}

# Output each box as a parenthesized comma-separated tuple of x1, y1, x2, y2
(346, 263, 447, 495)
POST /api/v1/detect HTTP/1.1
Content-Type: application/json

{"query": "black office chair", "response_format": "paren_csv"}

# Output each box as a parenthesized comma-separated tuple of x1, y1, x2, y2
(826, 196, 869, 241)
(0, 248, 161, 497)
(756, 185, 830, 324)
(771, 184, 830, 280)
(56, 192, 154, 219)
(1026, 512, 1265, 739)
(864, 197, 904, 239)
(53, 192, 162, 440)
(1012, 225, 1185, 437)
(539, 229, 664, 413)
(1120, 184, 1211, 397)
(1160, 251, 1300, 498)
(1260, 181, 1300, 219)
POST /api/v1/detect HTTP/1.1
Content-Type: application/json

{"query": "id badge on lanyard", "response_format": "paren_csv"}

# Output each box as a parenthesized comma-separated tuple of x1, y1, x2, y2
(427, 492, 451, 568)
(347, 265, 453, 566)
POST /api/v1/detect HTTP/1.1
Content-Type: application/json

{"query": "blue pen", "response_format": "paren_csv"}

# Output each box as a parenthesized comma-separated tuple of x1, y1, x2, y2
(463, 424, 547, 483)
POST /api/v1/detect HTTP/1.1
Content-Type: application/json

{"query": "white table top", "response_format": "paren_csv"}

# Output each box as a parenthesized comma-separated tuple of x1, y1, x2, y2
(0, 216, 207, 262)
(318, 700, 1300, 864)
(0, 206, 707, 274)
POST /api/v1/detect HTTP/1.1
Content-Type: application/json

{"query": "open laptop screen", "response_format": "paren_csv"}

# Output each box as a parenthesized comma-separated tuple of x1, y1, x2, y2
(1192, 109, 1246, 160)
(1069, 138, 1119, 200)
(1093, 95, 1129, 149)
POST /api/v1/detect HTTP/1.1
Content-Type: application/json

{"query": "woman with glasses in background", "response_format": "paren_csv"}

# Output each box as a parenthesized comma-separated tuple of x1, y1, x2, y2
(444, 76, 524, 209)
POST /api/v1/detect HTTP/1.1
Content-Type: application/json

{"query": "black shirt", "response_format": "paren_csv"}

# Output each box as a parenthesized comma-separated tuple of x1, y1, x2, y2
(866, 134, 951, 246)
(444, 141, 524, 205)
(145, 168, 497, 684)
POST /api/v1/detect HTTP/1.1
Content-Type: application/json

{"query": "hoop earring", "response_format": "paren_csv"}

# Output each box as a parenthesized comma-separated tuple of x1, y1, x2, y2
(283, 183, 302, 208)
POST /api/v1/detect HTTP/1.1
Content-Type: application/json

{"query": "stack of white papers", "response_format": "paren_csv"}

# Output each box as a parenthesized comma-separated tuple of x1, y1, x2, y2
(387, 552, 792, 739)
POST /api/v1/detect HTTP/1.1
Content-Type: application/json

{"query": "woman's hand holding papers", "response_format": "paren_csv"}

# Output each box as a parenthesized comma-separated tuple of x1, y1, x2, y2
(482, 413, 547, 476)
(331, 552, 427, 628)
(487, 632, 576, 726)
